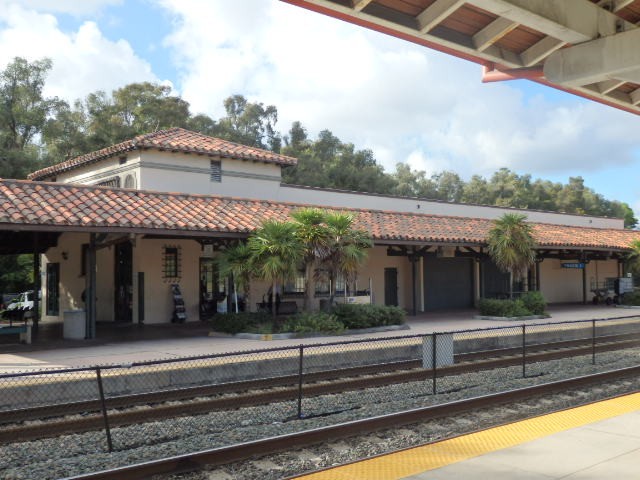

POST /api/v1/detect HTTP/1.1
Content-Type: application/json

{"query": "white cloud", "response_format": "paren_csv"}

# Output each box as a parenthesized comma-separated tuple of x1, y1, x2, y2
(0, 0, 123, 16)
(0, 3, 162, 103)
(159, 0, 640, 187)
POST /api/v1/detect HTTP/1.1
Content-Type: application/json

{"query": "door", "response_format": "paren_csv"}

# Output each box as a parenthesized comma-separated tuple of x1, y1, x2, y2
(114, 242, 133, 323)
(199, 258, 228, 319)
(424, 257, 473, 310)
(46, 263, 59, 316)
(384, 267, 398, 306)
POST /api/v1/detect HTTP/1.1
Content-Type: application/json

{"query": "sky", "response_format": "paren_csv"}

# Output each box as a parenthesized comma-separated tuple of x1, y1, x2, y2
(1, 0, 639, 217)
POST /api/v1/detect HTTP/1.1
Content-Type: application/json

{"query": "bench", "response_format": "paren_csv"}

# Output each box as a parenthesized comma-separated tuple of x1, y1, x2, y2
(0, 323, 31, 344)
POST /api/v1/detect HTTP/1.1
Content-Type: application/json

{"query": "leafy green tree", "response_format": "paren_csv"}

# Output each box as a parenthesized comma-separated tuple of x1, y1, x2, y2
(317, 213, 372, 305)
(0, 57, 62, 178)
(291, 208, 331, 312)
(487, 213, 537, 298)
(248, 220, 304, 317)
(216, 95, 281, 152)
(215, 242, 254, 313)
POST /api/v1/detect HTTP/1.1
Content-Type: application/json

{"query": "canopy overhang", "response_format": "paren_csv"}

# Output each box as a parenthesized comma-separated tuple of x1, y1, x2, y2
(282, 0, 640, 115)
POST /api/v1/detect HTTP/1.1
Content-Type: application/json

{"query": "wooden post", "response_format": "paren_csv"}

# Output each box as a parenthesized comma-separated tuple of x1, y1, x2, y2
(86, 233, 97, 339)
(32, 233, 41, 335)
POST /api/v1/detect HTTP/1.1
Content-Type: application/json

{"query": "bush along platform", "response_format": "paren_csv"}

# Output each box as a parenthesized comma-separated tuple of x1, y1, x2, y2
(209, 304, 407, 339)
(475, 291, 549, 321)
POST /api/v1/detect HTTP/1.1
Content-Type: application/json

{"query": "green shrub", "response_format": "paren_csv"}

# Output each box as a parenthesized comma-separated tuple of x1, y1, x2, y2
(478, 297, 534, 317)
(621, 290, 640, 306)
(519, 291, 547, 315)
(210, 311, 271, 334)
(283, 312, 344, 334)
(332, 304, 405, 329)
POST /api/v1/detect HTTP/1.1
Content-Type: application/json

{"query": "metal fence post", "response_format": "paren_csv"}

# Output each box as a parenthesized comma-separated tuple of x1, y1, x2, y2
(297, 345, 304, 419)
(522, 324, 526, 378)
(95, 367, 113, 452)
(432, 333, 437, 395)
(592, 319, 596, 365)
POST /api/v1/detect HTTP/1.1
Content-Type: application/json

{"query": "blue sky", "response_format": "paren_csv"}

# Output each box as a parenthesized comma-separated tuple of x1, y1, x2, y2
(1, 0, 639, 218)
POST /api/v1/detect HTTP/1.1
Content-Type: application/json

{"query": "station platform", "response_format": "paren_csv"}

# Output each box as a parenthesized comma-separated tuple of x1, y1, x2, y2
(0, 304, 636, 373)
(294, 392, 640, 480)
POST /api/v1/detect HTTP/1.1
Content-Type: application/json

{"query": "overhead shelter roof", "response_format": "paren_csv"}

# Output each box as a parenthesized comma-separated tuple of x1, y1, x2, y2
(28, 128, 298, 181)
(281, 0, 640, 115)
(1, 179, 638, 251)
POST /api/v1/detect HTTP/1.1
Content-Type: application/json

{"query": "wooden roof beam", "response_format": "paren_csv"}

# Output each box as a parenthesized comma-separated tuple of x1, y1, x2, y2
(597, 0, 635, 13)
(544, 28, 640, 86)
(417, 0, 466, 34)
(631, 88, 640, 105)
(473, 17, 519, 51)
(467, 0, 636, 43)
(520, 36, 565, 66)
(595, 79, 626, 94)
(352, 0, 374, 12)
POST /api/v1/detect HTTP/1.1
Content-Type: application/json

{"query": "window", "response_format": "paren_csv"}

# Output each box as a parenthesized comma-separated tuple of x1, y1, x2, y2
(46, 263, 60, 316)
(210, 160, 222, 182)
(163, 246, 180, 279)
(283, 271, 305, 294)
(124, 174, 136, 189)
(96, 177, 121, 188)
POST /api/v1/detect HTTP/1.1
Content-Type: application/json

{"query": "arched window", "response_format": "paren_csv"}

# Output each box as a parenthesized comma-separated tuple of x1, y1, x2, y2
(124, 174, 136, 189)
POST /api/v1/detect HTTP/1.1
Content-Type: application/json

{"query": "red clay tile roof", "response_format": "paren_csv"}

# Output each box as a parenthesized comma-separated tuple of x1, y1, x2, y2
(27, 128, 297, 181)
(1, 179, 639, 251)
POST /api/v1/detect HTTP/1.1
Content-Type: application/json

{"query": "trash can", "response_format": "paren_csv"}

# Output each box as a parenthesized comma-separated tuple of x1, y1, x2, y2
(63, 310, 86, 339)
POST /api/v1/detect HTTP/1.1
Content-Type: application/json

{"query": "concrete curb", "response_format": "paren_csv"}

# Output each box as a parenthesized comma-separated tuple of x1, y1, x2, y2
(614, 305, 640, 309)
(473, 314, 550, 322)
(211, 323, 410, 341)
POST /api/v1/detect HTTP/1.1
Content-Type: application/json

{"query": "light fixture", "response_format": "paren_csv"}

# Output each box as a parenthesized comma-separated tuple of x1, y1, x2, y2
(61, 251, 68, 260)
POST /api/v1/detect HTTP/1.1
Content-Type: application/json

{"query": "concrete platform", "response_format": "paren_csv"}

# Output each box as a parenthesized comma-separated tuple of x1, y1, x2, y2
(294, 393, 640, 480)
(0, 304, 636, 373)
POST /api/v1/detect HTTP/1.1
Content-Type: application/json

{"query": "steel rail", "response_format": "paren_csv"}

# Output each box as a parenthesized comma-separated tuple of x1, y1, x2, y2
(2, 336, 639, 445)
(3, 331, 637, 427)
(65, 365, 640, 480)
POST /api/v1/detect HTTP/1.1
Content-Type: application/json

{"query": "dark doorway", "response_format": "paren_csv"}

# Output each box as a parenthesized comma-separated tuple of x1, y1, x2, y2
(384, 267, 398, 306)
(424, 257, 473, 310)
(46, 262, 59, 316)
(114, 242, 133, 323)
(199, 258, 227, 319)
(481, 259, 511, 298)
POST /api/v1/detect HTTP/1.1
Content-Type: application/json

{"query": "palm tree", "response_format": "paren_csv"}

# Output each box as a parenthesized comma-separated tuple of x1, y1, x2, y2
(318, 212, 373, 306)
(215, 242, 253, 313)
(248, 219, 304, 318)
(290, 208, 331, 312)
(624, 239, 640, 276)
(487, 213, 537, 298)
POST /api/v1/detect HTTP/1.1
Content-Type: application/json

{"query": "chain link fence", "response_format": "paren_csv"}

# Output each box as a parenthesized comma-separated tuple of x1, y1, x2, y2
(1, 315, 639, 454)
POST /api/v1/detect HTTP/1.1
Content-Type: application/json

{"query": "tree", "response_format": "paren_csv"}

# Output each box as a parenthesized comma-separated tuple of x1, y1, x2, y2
(0, 57, 62, 178)
(248, 220, 304, 317)
(215, 242, 254, 313)
(487, 213, 537, 298)
(318, 212, 372, 306)
(290, 208, 331, 312)
(216, 95, 281, 151)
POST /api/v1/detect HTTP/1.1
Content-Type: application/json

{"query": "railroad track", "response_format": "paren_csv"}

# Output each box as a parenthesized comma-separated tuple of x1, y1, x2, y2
(1, 332, 639, 445)
(64, 366, 640, 480)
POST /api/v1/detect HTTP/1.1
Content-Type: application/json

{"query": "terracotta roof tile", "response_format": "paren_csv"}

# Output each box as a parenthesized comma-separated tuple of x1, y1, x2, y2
(0, 179, 639, 251)
(27, 128, 297, 180)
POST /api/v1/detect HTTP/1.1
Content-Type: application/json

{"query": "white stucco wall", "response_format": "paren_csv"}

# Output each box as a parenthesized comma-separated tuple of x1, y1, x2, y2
(55, 153, 142, 188)
(137, 151, 282, 198)
(278, 185, 623, 229)
(539, 258, 619, 303)
(135, 238, 201, 324)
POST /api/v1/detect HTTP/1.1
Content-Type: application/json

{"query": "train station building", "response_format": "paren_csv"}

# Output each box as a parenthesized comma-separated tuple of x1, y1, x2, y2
(0, 127, 636, 337)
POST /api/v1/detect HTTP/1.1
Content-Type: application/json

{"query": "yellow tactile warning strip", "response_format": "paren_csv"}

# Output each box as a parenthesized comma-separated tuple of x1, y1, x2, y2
(293, 392, 640, 480)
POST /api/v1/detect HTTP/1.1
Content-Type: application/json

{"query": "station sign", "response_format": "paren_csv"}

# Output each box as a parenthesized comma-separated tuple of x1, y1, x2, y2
(561, 262, 585, 269)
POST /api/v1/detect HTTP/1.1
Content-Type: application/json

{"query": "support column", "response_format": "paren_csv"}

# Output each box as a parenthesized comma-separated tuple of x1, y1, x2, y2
(32, 233, 41, 336)
(409, 251, 418, 316)
(86, 233, 97, 339)
(582, 263, 587, 305)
